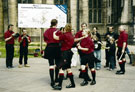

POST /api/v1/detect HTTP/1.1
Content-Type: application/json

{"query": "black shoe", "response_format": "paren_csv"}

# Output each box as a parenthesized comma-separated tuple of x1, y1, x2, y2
(53, 85, 62, 90)
(90, 80, 96, 85)
(55, 79, 59, 83)
(66, 84, 75, 88)
(80, 81, 88, 86)
(116, 70, 121, 74)
(116, 71, 125, 75)
(50, 82, 55, 88)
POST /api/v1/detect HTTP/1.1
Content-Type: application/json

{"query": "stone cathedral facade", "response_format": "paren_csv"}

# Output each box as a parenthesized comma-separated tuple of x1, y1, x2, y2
(0, 0, 135, 44)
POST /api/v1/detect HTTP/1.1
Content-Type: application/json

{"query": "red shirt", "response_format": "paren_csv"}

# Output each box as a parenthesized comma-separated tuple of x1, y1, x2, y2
(75, 30, 83, 38)
(59, 32, 74, 51)
(117, 31, 128, 48)
(80, 37, 94, 54)
(18, 35, 31, 47)
(4, 30, 15, 44)
(44, 28, 62, 44)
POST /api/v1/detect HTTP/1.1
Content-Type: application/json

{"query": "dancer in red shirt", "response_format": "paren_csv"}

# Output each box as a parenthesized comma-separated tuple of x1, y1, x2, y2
(77, 29, 96, 86)
(75, 23, 91, 81)
(53, 24, 75, 90)
(43, 19, 62, 88)
(116, 26, 128, 75)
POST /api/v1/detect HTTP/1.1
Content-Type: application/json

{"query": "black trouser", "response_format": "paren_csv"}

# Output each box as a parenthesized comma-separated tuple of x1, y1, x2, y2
(109, 56, 115, 69)
(5, 44, 14, 67)
(19, 46, 28, 65)
(105, 49, 109, 67)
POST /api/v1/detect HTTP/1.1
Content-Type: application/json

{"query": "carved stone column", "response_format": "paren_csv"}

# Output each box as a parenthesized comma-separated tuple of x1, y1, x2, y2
(0, 0, 4, 39)
(8, 0, 17, 32)
(70, 0, 77, 31)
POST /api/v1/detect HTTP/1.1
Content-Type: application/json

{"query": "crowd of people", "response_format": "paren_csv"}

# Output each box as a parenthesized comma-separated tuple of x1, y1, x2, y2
(4, 19, 129, 90)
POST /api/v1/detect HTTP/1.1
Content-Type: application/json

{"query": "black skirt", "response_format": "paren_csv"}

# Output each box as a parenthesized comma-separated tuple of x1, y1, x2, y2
(58, 50, 73, 70)
(44, 43, 61, 59)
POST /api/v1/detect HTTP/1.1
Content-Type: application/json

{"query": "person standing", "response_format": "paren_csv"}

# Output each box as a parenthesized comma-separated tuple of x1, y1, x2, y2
(4, 24, 16, 69)
(43, 19, 62, 88)
(77, 29, 96, 86)
(71, 29, 80, 67)
(74, 23, 87, 42)
(18, 29, 31, 68)
(107, 38, 116, 71)
(74, 23, 91, 81)
(116, 26, 128, 75)
(92, 27, 102, 70)
(104, 26, 118, 68)
(53, 24, 75, 90)
(125, 47, 132, 64)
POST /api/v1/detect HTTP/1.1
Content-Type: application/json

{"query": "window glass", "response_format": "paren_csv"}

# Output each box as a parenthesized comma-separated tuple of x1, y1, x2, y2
(89, 10, 92, 23)
(98, 9, 101, 23)
(89, 0, 92, 8)
(93, 0, 97, 8)
(98, 0, 101, 8)
(94, 10, 97, 23)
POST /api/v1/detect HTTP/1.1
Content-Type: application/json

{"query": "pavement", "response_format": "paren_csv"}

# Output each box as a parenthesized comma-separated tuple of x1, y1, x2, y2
(0, 48, 135, 92)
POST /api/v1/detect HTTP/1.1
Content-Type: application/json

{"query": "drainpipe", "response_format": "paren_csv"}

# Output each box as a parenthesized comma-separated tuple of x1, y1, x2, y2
(131, 0, 135, 44)
(77, 0, 80, 31)
(132, 0, 134, 31)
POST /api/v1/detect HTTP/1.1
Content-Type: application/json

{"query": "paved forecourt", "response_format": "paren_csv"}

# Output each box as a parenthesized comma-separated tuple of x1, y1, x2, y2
(0, 49, 135, 92)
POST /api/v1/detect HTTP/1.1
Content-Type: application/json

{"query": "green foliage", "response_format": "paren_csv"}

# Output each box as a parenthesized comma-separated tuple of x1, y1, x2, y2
(0, 41, 44, 58)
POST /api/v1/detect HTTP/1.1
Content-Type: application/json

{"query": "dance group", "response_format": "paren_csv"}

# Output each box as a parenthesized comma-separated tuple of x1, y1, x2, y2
(4, 19, 128, 90)
(43, 19, 128, 90)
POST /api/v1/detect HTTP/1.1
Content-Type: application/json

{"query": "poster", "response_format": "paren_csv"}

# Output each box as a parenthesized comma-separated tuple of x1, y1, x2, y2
(18, 4, 67, 28)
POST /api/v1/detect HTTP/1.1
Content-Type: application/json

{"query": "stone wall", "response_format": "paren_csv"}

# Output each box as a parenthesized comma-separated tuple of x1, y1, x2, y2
(1, 0, 135, 43)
